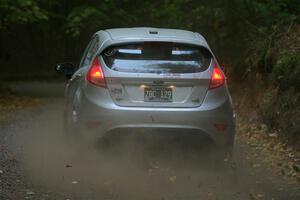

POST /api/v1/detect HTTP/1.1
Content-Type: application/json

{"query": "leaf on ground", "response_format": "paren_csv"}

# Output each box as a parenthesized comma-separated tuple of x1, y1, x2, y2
(292, 164, 300, 172)
(65, 164, 72, 168)
(168, 176, 177, 183)
(249, 193, 258, 200)
(249, 193, 264, 200)
(26, 191, 35, 195)
(269, 133, 278, 137)
(252, 163, 261, 168)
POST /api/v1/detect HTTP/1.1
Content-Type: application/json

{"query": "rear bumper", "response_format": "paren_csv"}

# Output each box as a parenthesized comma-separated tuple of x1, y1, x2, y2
(78, 88, 236, 148)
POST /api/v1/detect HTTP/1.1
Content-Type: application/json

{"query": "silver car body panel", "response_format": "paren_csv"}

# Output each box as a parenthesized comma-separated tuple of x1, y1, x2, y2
(66, 27, 235, 148)
(96, 28, 211, 54)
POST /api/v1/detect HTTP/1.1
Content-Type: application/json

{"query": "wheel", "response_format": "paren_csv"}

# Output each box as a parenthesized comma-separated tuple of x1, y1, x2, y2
(63, 97, 83, 146)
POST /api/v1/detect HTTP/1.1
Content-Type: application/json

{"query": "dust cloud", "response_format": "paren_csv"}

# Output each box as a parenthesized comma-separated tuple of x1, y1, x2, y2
(7, 100, 247, 200)
(4, 80, 293, 200)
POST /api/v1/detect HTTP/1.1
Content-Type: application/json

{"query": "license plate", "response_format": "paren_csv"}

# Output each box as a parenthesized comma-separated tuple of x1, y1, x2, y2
(144, 87, 172, 102)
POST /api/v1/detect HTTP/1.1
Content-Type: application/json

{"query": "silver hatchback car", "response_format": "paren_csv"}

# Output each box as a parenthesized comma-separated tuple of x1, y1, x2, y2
(56, 27, 236, 154)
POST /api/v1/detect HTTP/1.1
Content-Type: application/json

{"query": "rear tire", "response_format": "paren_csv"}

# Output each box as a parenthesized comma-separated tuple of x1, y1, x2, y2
(63, 103, 83, 146)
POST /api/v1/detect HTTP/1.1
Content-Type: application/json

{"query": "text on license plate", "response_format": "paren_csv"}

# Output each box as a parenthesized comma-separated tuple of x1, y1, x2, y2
(144, 87, 173, 102)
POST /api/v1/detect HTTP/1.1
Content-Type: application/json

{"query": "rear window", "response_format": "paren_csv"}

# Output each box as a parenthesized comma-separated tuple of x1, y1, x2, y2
(101, 42, 211, 73)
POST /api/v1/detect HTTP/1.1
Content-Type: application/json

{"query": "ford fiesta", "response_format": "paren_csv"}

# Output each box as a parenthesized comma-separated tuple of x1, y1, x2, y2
(56, 27, 236, 155)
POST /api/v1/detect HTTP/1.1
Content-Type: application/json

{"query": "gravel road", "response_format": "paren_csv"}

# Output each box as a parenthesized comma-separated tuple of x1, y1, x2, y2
(0, 82, 299, 200)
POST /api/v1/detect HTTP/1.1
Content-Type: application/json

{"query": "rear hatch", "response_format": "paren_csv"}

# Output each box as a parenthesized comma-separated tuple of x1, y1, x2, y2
(100, 42, 212, 108)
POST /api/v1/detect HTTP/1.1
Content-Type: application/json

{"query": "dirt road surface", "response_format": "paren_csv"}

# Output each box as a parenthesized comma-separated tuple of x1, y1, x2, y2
(0, 82, 299, 200)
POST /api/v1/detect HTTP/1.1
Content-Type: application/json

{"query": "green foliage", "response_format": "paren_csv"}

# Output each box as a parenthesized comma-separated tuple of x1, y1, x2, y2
(252, 0, 299, 23)
(231, 0, 300, 81)
(0, 0, 299, 85)
(61, 0, 224, 40)
(272, 52, 300, 91)
(65, 6, 105, 37)
(0, 0, 48, 29)
(260, 88, 300, 139)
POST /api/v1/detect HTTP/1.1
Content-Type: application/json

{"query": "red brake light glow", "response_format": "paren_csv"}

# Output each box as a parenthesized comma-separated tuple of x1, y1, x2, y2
(209, 63, 225, 89)
(87, 57, 106, 88)
(214, 123, 227, 131)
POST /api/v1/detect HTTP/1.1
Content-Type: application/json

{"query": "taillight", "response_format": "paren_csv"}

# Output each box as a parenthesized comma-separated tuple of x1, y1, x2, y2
(209, 62, 225, 89)
(87, 57, 106, 88)
(214, 123, 227, 131)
